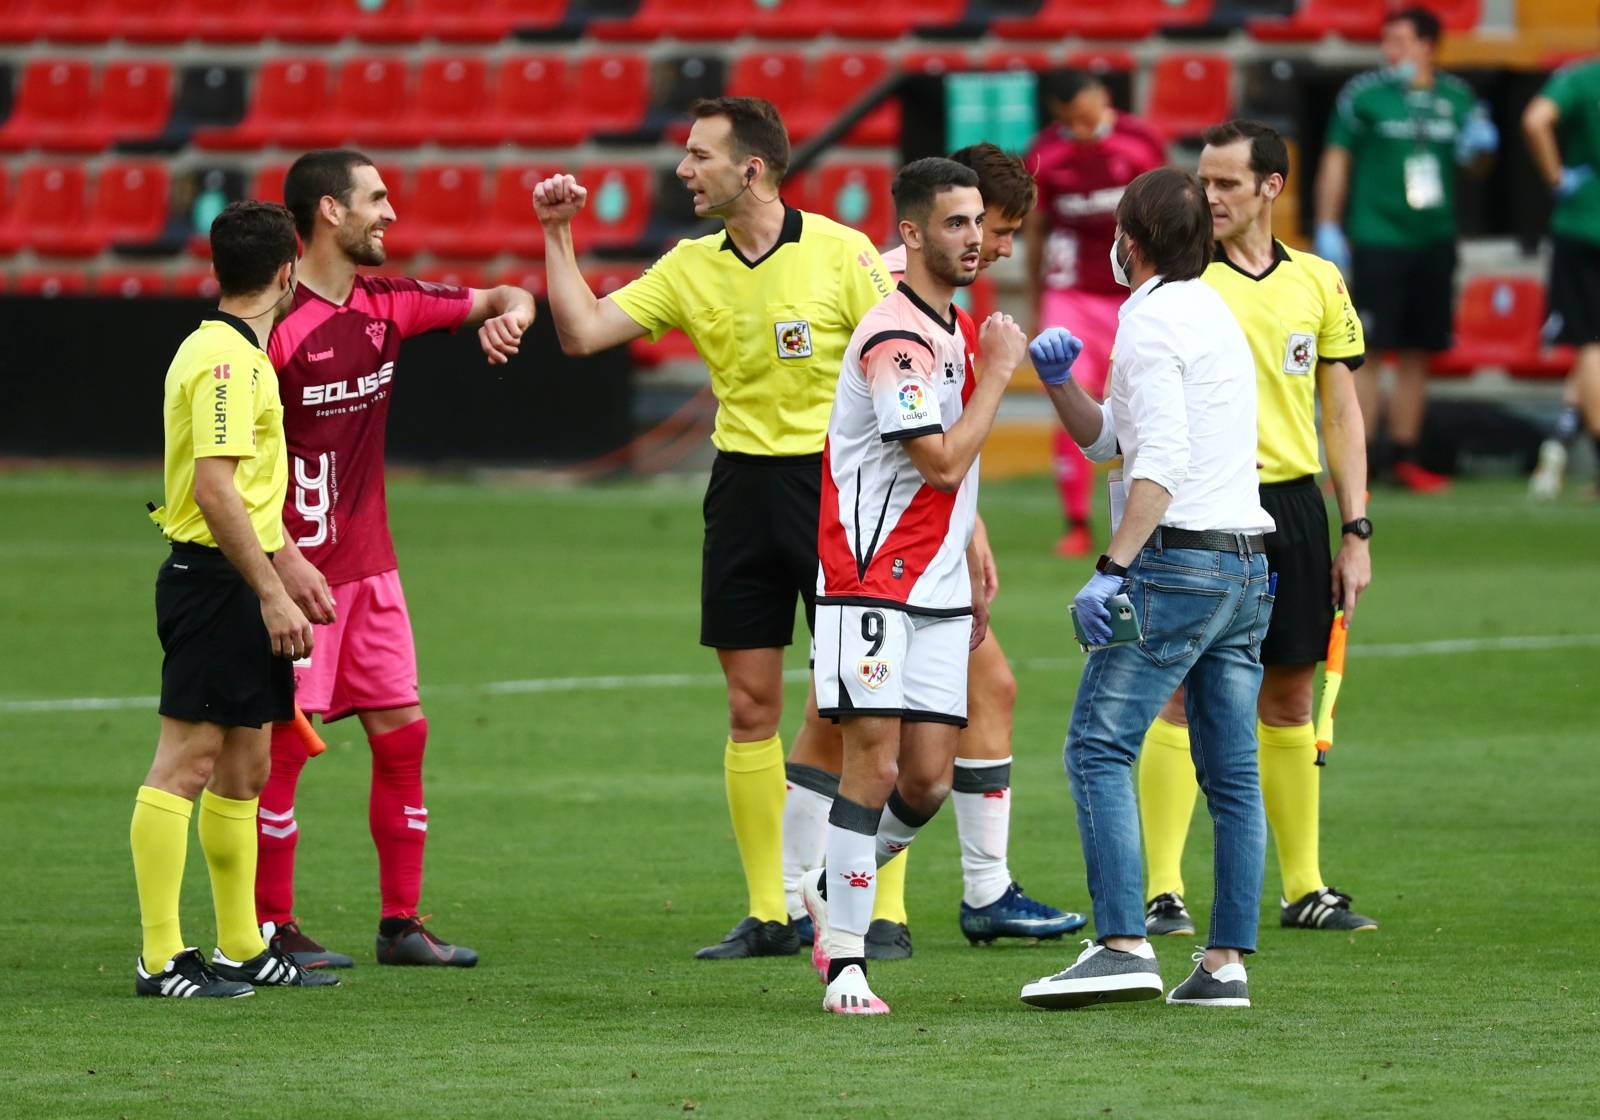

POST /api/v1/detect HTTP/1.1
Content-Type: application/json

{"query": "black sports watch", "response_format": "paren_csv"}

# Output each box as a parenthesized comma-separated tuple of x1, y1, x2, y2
(1341, 517, 1374, 540)
(1096, 554, 1130, 578)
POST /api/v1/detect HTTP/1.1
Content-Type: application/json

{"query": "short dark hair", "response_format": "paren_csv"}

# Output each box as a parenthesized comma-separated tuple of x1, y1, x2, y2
(1385, 5, 1442, 44)
(1115, 168, 1212, 282)
(688, 97, 791, 184)
(1042, 69, 1103, 106)
(892, 157, 981, 225)
(949, 142, 1038, 219)
(1200, 119, 1290, 186)
(211, 200, 297, 297)
(283, 149, 375, 240)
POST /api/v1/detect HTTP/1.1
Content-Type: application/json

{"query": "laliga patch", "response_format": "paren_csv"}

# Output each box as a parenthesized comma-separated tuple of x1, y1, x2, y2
(856, 658, 892, 691)
(774, 320, 812, 359)
(1283, 332, 1316, 375)
(897, 381, 930, 425)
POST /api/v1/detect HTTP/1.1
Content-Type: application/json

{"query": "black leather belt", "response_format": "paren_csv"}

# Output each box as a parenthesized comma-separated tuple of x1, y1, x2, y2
(1145, 526, 1266, 554)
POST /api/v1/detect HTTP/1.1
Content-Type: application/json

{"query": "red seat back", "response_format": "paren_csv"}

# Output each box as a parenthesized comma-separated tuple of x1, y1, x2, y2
(495, 55, 568, 116)
(252, 59, 333, 123)
(573, 164, 653, 249)
(809, 163, 894, 247)
(99, 61, 173, 136)
(410, 163, 485, 231)
(417, 55, 488, 122)
(1147, 54, 1233, 138)
(15, 59, 95, 126)
(336, 57, 412, 122)
(575, 54, 647, 133)
(15, 163, 88, 230)
(727, 52, 809, 121)
(251, 163, 290, 204)
(93, 161, 169, 240)
(1452, 276, 1545, 363)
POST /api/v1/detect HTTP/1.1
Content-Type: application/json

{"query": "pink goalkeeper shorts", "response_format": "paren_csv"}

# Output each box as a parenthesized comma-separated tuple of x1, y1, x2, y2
(292, 569, 420, 722)
(1040, 288, 1122, 402)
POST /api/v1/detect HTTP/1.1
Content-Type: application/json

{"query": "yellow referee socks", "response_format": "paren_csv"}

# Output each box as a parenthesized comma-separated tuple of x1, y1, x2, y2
(724, 735, 788, 923)
(1258, 720, 1324, 903)
(870, 849, 909, 925)
(131, 785, 193, 969)
(1137, 718, 1199, 900)
(198, 790, 268, 963)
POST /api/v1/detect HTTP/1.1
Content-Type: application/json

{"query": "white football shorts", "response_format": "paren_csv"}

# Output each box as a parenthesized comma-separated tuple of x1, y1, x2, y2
(813, 602, 970, 726)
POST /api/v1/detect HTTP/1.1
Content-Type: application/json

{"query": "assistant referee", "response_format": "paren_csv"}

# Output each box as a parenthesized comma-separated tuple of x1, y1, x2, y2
(1137, 121, 1378, 938)
(132, 201, 335, 997)
(534, 96, 893, 960)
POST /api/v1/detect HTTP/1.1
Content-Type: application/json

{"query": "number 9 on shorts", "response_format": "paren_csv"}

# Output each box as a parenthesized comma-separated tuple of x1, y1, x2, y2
(813, 603, 970, 726)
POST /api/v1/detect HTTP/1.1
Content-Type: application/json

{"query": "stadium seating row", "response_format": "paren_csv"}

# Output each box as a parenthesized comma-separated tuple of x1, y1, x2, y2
(0, 0, 1484, 46)
(0, 159, 903, 257)
(0, 49, 1237, 154)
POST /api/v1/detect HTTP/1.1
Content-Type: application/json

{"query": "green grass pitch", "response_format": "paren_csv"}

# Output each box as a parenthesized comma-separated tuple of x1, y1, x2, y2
(1, 468, 1596, 1118)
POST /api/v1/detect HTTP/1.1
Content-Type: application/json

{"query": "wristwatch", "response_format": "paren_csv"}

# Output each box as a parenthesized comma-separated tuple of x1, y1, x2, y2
(1096, 554, 1130, 577)
(1341, 517, 1374, 540)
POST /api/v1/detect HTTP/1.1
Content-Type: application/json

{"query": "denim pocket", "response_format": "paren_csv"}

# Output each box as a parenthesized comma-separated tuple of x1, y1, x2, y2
(1248, 589, 1277, 663)
(1137, 578, 1230, 667)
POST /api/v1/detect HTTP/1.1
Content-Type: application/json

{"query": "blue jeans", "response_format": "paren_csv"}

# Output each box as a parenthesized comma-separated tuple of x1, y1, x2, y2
(1064, 545, 1273, 952)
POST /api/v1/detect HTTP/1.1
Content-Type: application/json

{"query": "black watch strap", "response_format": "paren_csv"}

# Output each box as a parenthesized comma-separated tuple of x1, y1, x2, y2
(1096, 554, 1129, 577)
(1341, 517, 1373, 540)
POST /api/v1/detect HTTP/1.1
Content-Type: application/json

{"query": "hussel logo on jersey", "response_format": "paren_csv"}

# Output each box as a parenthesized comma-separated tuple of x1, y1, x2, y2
(857, 658, 891, 690)
(302, 362, 394, 405)
(365, 321, 388, 351)
(897, 382, 929, 425)
(774, 320, 812, 358)
(1284, 332, 1316, 375)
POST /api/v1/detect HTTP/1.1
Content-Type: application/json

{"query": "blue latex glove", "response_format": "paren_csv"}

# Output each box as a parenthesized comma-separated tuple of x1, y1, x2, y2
(1029, 327, 1084, 387)
(1314, 222, 1351, 276)
(1455, 103, 1499, 164)
(1558, 165, 1593, 199)
(1073, 570, 1125, 646)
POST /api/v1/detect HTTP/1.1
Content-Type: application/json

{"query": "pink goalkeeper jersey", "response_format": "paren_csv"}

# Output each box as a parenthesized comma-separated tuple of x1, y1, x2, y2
(1026, 113, 1166, 296)
(270, 275, 472, 584)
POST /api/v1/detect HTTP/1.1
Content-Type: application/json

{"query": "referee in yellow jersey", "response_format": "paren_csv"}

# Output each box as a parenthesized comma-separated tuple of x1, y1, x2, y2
(132, 201, 337, 997)
(1136, 121, 1380, 941)
(534, 97, 894, 959)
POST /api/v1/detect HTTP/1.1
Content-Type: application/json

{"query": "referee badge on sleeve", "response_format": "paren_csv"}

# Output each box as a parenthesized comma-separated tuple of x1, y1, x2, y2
(1284, 332, 1316, 375)
(775, 320, 813, 359)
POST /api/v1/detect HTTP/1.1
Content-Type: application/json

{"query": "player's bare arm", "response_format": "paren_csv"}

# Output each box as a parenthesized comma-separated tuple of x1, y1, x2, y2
(1522, 96, 1565, 189)
(272, 532, 336, 625)
(903, 313, 1026, 491)
(531, 174, 648, 356)
(194, 456, 313, 659)
(967, 539, 990, 651)
(464, 285, 537, 366)
(1317, 359, 1372, 620)
(971, 513, 999, 604)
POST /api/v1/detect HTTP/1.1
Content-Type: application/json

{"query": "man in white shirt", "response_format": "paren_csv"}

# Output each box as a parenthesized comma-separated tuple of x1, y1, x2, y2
(1016, 168, 1276, 1011)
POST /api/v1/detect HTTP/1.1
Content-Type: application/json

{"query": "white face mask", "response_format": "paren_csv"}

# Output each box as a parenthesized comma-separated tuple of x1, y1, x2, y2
(1109, 234, 1132, 288)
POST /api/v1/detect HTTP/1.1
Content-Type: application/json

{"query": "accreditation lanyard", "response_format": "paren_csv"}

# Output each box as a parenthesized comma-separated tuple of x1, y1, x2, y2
(1402, 84, 1446, 211)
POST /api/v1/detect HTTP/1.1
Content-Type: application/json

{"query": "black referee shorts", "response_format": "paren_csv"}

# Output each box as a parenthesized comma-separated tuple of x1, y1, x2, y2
(1548, 235, 1600, 347)
(701, 450, 821, 650)
(156, 542, 294, 728)
(1259, 476, 1336, 667)
(1351, 239, 1457, 353)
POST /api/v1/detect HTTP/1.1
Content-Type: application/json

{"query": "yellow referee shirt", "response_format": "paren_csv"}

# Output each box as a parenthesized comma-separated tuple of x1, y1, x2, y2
(1203, 241, 1365, 483)
(610, 206, 893, 457)
(158, 313, 287, 552)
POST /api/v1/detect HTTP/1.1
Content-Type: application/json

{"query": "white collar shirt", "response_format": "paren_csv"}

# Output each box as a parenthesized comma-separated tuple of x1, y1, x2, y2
(1079, 275, 1274, 534)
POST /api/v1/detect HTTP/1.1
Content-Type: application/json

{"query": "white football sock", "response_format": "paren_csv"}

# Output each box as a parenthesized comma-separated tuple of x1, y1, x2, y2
(874, 789, 935, 867)
(782, 764, 835, 920)
(822, 797, 880, 964)
(953, 757, 1013, 908)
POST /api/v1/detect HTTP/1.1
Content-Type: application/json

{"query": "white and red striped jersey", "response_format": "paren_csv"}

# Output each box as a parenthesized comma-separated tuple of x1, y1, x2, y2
(818, 282, 979, 616)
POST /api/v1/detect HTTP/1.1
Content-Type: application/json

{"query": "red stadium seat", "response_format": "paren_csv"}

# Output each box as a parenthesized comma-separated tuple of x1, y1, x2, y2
(1065, 49, 1137, 75)
(991, 0, 1155, 40)
(805, 51, 900, 147)
(484, 56, 585, 147)
(0, 0, 43, 44)
(738, 0, 831, 38)
(96, 61, 174, 146)
(350, 0, 428, 43)
(575, 54, 648, 137)
(981, 49, 1056, 73)
(37, 0, 116, 42)
(186, 0, 271, 43)
(589, 0, 744, 41)
(271, 0, 349, 42)
(382, 164, 488, 259)
(500, 0, 567, 35)
(95, 269, 169, 297)
(415, 262, 486, 288)
(61, 161, 171, 256)
(412, 56, 492, 146)
(1247, 0, 1385, 42)
(13, 269, 89, 297)
(0, 60, 104, 153)
(112, 0, 189, 43)
(0, 164, 89, 255)
(808, 163, 894, 248)
(900, 50, 973, 77)
(251, 163, 291, 205)
(479, 164, 557, 258)
(1432, 276, 1563, 377)
(174, 268, 222, 297)
(193, 59, 343, 150)
(1146, 55, 1233, 141)
(572, 164, 653, 252)
(411, 0, 562, 42)
(727, 52, 810, 130)
(331, 57, 423, 148)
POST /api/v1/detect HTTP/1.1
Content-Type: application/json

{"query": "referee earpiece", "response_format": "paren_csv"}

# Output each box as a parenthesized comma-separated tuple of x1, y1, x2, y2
(745, 166, 756, 183)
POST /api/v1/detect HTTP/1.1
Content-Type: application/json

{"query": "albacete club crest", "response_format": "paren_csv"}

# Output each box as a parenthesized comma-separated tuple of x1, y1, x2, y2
(856, 658, 891, 690)
(366, 320, 388, 352)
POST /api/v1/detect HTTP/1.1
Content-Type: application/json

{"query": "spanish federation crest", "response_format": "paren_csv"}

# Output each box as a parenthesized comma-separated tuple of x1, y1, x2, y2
(1283, 332, 1315, 375)
(774, 320, 812, 359)
(856, 658, 891, 690)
